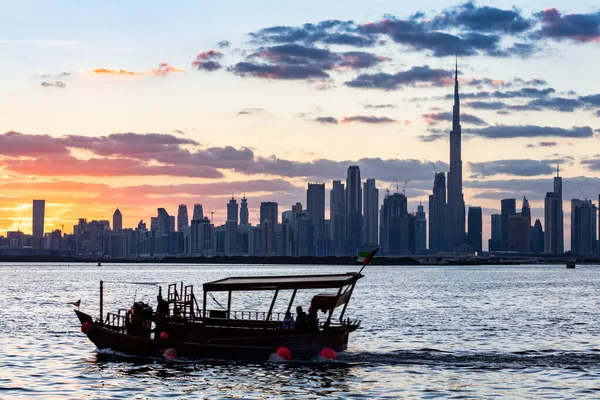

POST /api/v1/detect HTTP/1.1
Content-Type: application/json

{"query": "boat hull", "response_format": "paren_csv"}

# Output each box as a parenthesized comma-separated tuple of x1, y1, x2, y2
(75, 310, 349, 360)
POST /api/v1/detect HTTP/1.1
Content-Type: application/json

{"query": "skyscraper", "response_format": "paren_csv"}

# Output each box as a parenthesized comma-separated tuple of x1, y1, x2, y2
(489, 213, 501, 251)
(508, 197, 531, 253)
(415, 201, 427, 253)
(429, 172, 446, 253)
(260, 201, 278, 255)
(227, 196, 238, 224)
(345, 166, 362, 255)
(330, 180, 346, 256)
(501, 198, 516, 251)
(531, 219, 544, 254)
(467, 206, 482, 253)
(571, 199, 597, 256)
(363, 178, 379, 246)
(306, 183, 325, 249)
(192, 204, 204, 221)
(113, 208, 122, 231)
(32, 199, 45, 238)
(544, 168, 564, 254)
(240, 195, 249, 226)
(157, 208, 171, 234)
(446, 60, 466, 250)
(380, 192, 410, 255)
(177, 204, 188, 232)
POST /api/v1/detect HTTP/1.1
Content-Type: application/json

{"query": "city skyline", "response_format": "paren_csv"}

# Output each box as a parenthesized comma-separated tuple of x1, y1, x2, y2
(1, 1, 600, 251)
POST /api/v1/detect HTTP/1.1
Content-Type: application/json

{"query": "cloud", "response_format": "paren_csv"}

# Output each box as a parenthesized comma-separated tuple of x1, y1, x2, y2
(345, 65, 453, 90)
(466, 101, 507, 110)
(192, 50, 224, 71)
(237, 108, 267, 115)
(580, 155, 600, 171)
(421, 112, 487, 126)
(314, 117, 338, 124)
(364, 103, 396, 109)
(358, 18, 508, 57)
(419, 132, 447, 142)
(464, 125, 593, 139)
(535, 8, 600, 42)
(519, 97, 583, 112)
(468, 159, 556, 177)
(92, 63, 184, 77)
(432, 2, 533, 34)
(217, 40, 230, 48)
(341, 115, 396, 124)
(579, 94, 600, 106)
(0, 131, 71, 157)
(527, 141, 558, 148)
(229, 62, 329, 80)
(40, 72, 71, 78)
(40, 81, 66, 88)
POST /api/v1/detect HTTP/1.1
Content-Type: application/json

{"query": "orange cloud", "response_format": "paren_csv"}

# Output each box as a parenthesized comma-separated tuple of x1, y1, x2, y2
(91, 63, 185, 77)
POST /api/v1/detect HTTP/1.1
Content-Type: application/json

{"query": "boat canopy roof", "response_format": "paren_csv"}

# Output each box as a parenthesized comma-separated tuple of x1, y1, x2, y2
(203, 272, 363, 292)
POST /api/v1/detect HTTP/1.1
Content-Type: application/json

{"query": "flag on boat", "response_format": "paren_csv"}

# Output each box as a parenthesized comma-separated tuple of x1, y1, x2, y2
(357, 248, 379, 265)
(72, 299, 81, 307)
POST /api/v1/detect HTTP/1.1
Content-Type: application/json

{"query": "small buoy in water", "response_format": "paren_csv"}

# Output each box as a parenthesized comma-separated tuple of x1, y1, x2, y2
(160, 331, 169, 340)
(81, 322, 93, 334)
(163, 348, 177, 361)
(275, 346, 292, 361)
(319, 347, 336, 361)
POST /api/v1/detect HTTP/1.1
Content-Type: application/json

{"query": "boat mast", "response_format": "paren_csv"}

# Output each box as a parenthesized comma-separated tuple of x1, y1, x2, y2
(100, 280, 104, 323)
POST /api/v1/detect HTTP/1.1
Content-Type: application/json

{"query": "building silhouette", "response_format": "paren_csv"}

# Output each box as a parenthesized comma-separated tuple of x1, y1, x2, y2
(240, 195, 249, 226)
(225, 196, 238, 254)
(177, 204, 188, 232)
(363, 178, 379, 246)
(415, 201, 427, 253)
(192, 204, 204, 221)
(531, 219, 544, 254)
(260, 201, 278, 255)
(429, 172, 446, 253)
(501, 199, 516, 251)
(467, 206, 482, 253)
(489, 213, 501, 251)
(330, 180, 346, 256)
(446, 60, 466, 250)
(571, 198, 597, 256)
(32, 199, 45, 239)
(508, 197, 530, 253)
(345, 166, 362, 255)
(544, 168, 564, 254)
(307, 183, 325, 254)
(380, 192, 411, 255)
(113, 208, 122, 231)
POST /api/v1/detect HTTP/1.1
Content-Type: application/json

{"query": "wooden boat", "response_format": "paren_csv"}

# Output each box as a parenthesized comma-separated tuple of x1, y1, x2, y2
(75, 272, 365, 361)
(566, 261, 576, 269)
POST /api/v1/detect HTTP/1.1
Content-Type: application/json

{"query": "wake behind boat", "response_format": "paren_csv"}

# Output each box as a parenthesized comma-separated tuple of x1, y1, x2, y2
(75, 271, 366, 361)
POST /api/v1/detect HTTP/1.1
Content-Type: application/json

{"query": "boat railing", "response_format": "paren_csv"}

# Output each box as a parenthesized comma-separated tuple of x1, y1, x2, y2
(219, 310, 291, 321)
(104, 312, 126, 333)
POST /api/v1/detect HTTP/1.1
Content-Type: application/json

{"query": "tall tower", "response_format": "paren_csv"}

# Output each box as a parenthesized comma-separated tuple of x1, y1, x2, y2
(330, 181, 346, 255)
(428, 172, 446, 253)
(446, 58, 466, 250)
(113, 208, 123, 231)
(192, 204, 204, 221)
(306, 183, 325, 247)
(345, 166, 362, 255)
(544, 167, 564, 254)
(177, 204, 188, 232)
(240, 195, 249, 226)
(362, 179, 379, 246)
(32, 199, 45, 238)
(227, 196, 238, 224)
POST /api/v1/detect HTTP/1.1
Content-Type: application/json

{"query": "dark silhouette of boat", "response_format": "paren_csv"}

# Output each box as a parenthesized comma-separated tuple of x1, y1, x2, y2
(566, 261, 576, 269)
(75, 272, 365, 360)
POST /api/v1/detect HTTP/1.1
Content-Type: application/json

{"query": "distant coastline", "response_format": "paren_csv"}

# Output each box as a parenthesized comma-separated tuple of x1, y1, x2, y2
(1, 254, 599, 265)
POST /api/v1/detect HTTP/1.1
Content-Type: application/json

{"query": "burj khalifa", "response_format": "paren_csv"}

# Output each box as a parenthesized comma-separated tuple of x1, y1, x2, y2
(446, 60, 466, 249)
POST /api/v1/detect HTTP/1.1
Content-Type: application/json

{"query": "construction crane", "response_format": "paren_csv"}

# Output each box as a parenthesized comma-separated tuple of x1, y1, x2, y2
(579, 189, 588, 201)
(431, 162, 437, 174)
(402, 178, 411, 195)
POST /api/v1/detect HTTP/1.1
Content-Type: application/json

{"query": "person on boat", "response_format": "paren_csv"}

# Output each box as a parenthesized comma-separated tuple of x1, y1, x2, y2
(282, 311, 295, 330)
(295, 306, 307, 329)
(156, 295, 169, 317)
(306, 307, 319, 332)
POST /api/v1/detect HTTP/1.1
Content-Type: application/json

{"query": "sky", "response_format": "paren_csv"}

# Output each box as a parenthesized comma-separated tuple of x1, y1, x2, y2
(0, 0, 599, 250)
